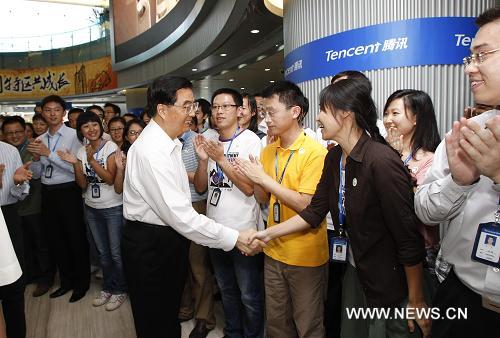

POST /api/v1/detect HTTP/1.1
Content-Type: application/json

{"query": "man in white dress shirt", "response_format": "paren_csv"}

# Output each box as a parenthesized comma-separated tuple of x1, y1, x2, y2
(122, 75, 262, 338)
(415, 7, 500, 337)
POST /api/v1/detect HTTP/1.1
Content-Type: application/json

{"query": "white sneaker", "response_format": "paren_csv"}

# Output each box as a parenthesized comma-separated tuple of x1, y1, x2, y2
(105, 293, 127, 311)
(92, 291, 112, 307)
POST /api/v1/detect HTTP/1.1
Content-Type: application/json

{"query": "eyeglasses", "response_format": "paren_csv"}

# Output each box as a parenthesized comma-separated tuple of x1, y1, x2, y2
(4, 130, 24, 137)
(211, 104, 239, 112)
(109, 127, 124, 133)
(128, 130, 142, 136)
(463, 47, 500, 67)
(263, 105, 296, 118)
(172, 102, 199, 115)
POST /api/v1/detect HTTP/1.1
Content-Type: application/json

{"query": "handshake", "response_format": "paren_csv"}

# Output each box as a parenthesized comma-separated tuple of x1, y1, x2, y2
(235, 229, 273, 256)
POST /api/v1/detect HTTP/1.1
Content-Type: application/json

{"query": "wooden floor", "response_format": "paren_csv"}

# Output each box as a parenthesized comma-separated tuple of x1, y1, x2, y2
(16, 276, 225, 338)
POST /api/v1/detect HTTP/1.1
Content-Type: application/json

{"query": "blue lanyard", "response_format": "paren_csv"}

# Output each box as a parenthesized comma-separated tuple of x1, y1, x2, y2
(402, 148, 419, 166)
(274, 150, 295, 184)
(215, 127, 240, 180)
(338, 154, 346, 230)
(47, 133, 61, 152)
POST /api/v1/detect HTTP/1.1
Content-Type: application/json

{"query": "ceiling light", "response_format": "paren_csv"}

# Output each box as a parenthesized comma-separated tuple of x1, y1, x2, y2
(204, 86, 208, 89)
(221, 70, 229, 75)
(240, 87, 245, 90)
(264, 68, 271, 71)
(238, 63, 247, 69)
(192, 68, 198, 71)
(220, 53, 227, 57)
(229, 78, 235, 82)
(270, 80, 275, 83)
(250, 29, 260, 34)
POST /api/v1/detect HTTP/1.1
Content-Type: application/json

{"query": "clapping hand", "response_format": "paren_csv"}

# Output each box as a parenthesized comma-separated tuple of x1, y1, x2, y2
(27, 139, 50, 158)
(194, 134, 208, 161)
(115, 150, 127, 171)
(57, 149, 78, 164)
(13, 161, 33, 184)
(234, 155, 267, 185)
(459, 116, 500, 183)
(445, 119, 480, 186)
(386, 127, 404, 154)
(203, 139, 225, 163)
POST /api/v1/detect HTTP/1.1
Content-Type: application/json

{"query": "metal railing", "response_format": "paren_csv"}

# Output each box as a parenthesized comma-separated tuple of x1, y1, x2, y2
(0, 23, 109, 53)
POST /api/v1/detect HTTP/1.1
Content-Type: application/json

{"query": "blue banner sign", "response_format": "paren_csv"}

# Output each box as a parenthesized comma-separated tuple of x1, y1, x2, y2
(284, 17, 477, 83)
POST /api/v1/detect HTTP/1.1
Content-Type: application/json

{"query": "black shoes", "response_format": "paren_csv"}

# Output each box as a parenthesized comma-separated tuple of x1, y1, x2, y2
(69, 289, 87, 303)
(189, 319, 211, 338)
(32, 283, 52, 297)
(49, 287, 71, 298)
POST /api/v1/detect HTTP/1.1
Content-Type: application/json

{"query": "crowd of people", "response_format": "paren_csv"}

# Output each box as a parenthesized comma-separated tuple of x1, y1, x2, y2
(1, 6, 500, 338)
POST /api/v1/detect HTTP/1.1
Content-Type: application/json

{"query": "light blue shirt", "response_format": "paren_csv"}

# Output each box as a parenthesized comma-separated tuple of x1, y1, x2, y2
(31, 124, 80, 185)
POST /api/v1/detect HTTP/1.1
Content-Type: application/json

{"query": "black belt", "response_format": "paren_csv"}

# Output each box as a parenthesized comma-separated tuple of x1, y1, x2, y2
(41, 182, 77, 191)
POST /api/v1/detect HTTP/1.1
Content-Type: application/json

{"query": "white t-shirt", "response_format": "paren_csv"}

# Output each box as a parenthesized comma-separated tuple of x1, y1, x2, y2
(206, 129, 263, 231)
(0, 208, 22, 286)
(77, 140, 123, 209)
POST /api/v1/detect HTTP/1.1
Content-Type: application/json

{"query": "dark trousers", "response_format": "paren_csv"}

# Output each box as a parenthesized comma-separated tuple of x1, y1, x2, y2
(122, 220, 190, 338)
(1, 203, 26, 338)
(432, 269, 500, 338)
(0, 276, 26, 338)
(21, 212, 54, 285)
(42, 183, 89, 292)
(325, 229, 347, 338)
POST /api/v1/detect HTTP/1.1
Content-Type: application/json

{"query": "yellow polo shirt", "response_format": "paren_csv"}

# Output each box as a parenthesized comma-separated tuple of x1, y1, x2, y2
(261, 131, 328, 267)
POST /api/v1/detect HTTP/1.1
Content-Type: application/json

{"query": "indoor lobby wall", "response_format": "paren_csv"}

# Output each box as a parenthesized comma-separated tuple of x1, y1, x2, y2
(284, 0, 495, 136)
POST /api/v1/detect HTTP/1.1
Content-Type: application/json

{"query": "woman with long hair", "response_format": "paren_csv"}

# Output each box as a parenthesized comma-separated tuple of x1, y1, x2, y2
(242, 79, 430, 338)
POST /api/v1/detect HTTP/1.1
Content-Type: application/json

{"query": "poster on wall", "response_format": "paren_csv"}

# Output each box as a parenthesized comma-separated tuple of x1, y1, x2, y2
(284, 17, 478, 84)
(0, 56, 117, 100)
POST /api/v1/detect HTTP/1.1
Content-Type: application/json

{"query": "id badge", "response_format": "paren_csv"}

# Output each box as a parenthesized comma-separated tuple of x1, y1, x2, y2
(44, 164, 53, 178)
(330, 236, 348, 263)
(273, 201, 280, 223)
(210, 188, 221, 206)
(91, 184, 101, 199)
(471, 222, 500, 268)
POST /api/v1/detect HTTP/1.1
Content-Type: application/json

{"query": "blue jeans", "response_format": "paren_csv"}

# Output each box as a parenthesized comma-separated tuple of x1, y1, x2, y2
(85, 205, 127, 294)
(209, 248, 264, 338)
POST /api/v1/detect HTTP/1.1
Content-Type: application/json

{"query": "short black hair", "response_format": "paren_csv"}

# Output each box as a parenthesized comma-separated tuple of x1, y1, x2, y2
(261, 81, 308, 121)
(68, 107, 84, 116)
(32, 114, 47, 123)
(2, 115, 26, 132)
(211, 88, 243, 107)
(108, 116, 126, 128)
(41, 95, 66, 110)
(122, 113, 136, 120)
(76, 111, 104, 142)
(104, 103, 121, 115)
(476, 6, 500, 27)
(147, 75, 193, 118)
(331, 70, 372, 94)
(122, 118, 147, 153)
(86, 105, 105, 116)
(34, 103, 42, 113)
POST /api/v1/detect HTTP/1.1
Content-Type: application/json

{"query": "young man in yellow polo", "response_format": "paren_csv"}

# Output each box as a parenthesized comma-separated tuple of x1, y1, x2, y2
(236, 81, 328, 338)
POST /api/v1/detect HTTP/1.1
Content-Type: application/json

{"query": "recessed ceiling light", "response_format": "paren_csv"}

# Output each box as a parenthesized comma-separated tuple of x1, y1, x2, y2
(240, 87, 245, 90)
(221, 70, 229, 75)
(229, 78, 235, 82)
(250, 29, 260, 34)
(238, 63, 247, 69)
(192, 68, 198, 71)
(204, 86, 208, 89)
(220, 53, 227, 57)
(264, 68, 271, 71)
(270, 80, 275, 83)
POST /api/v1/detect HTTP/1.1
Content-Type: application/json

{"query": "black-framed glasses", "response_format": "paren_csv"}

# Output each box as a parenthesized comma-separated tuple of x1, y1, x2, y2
(463, 47, 500, 67)
(128, 130, 142, 136)
(172, 102, 199, 115)
(211, 104, 239, 112)
(4, 130, 25, 137)
(109, 127, 124, 133)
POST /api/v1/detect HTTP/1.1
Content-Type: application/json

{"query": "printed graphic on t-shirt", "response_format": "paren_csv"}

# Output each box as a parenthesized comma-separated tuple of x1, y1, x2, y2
(85, 158, 105, 184)
(209, 152, 238, 189)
